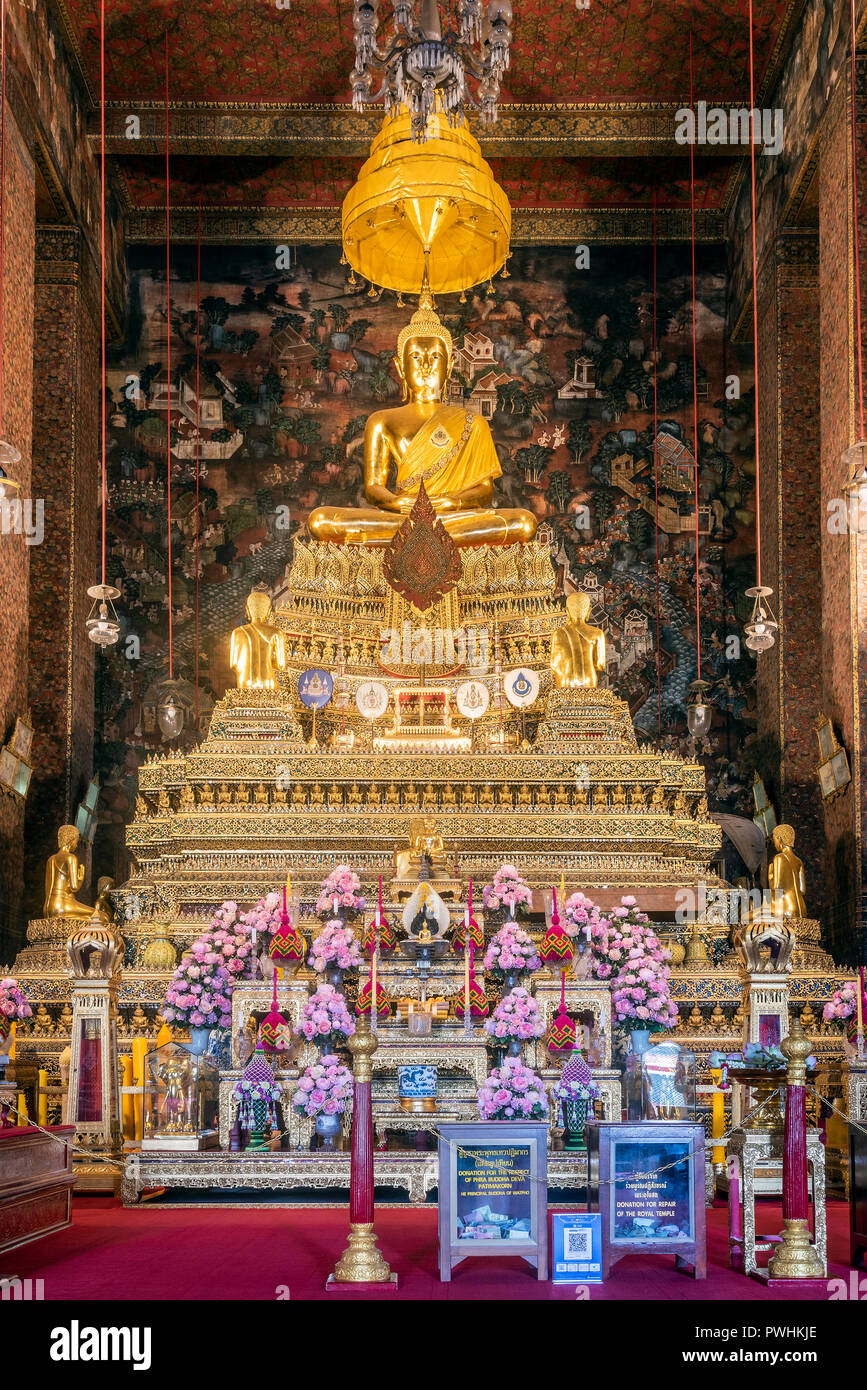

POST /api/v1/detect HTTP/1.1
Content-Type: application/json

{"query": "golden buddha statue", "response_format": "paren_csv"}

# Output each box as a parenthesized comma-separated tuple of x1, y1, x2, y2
(292, 782, 307, 807)
(385, 782, 401, 806)
(517, 784, 533, 806)
(631, 783, 646, 807)
(198, 783, 214, 806)
(44, 826, 110, 922)
(348, 782, 363, 806)
(553, 784, 569, 807)
(229, 590, 286, 690)
(479, 783, 495, 807)
(179, 784, 195, 811)
(767, 823, 807, 918)
(550, 593, 606, 690)
(311, 782, 326, 806)
(394, 816, 450, 881)
(254, 782, 270, 805)
(217, 783, 232, 806)
(366, 783, 382, 806)
(442, 782, 457, 806)
(307, 293, 537, 547)
(573, 782, 589, 807)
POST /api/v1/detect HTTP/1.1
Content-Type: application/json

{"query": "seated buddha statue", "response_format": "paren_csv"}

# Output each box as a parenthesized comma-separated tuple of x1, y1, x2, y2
(611, 784, 627, 807)
(479, 783, 495, 807)
(292, 782, 307, 806)
(229, 589, 286, 691)
(517, 784, 533, 806)
(550, 593, 606, 690)
(394, 817, 450, 881)
(311, 782, 326, 806)
(307, 293, 537, 547)
(217, 783, 232, 806)
(198, 783, 214, 806)
(767, 823, 807, 918)
(442, 782, 457, 807)
(254, 782, 270, 805)
(348, 782, 363, 806)
(44, 826, 111, 922)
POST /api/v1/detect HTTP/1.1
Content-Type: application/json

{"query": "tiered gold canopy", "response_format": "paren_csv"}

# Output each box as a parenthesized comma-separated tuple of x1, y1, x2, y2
(341, 108, 511, 294)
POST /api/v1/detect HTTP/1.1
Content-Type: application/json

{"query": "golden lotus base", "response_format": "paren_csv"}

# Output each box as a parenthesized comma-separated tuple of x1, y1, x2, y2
(763, 1219, 827, 1282)
(328, 1223, 397, 1289)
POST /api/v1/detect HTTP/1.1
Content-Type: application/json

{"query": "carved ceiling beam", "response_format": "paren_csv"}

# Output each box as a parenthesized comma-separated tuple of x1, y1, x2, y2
(125, 205, 725, 244)
(90, 102, 743, 159)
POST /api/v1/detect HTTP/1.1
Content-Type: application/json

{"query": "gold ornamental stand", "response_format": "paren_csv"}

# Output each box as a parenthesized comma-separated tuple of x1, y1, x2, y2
(326, 1011, 398, 1293)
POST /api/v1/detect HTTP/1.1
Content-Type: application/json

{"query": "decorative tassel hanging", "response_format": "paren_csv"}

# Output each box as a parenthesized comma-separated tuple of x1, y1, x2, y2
(539, 888, 573, 968)
(454, 942, 489, 1018)
(546, 967, 577, 1055)
(453, 879, 483, 951)
(258, 972, 290, 1052)
(361, 916, 397, 954)
(356, 971, 390, 1018)
(268, 889, 305, 966)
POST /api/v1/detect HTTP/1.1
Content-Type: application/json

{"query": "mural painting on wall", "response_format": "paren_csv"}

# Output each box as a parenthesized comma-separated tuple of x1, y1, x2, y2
(96, 243, 756, 861)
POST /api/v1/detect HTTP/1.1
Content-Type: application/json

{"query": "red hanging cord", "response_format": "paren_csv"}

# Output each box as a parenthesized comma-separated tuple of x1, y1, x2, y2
(852, 0, 865, 437)
(0, 0, 7, 439)
(165, 30, 173, 679)
(652, 190, 662, 736)
(747, 0, 763, 588)
(689, 31, 702, 683)
(195, 197, 201, 729)
(99, 0, 106, 583)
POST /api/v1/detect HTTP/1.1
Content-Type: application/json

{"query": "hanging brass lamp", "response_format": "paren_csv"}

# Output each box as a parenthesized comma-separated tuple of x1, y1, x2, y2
(341, 104, 510, 297)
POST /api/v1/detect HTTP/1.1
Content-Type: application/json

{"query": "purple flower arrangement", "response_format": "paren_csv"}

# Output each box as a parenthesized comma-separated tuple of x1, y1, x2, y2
(292, 1056, 353, 1119)
(483, 864, 533, 916)
(823, 982, 860, 1023)
(308, 921, 363, 974)
(587, 895, 677, 1031)
(296, 984, 356, 1049)
(477, 1057, 548, 1121)
(484, 987, 546, 1042)
(315, 865, 366, 920)
(483, 923, 541, 977)
(553, 1051, 600, 1104)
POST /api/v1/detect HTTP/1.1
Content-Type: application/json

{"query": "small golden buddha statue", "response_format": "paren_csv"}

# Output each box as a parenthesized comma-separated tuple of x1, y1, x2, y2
(311, 782, 326, 806)
(611, 784, 627, 807)
(308, 293, 537, 547)
(254, 782, 270, 805)
(497, 784, 512, 806)
(442, 782, 457, 806)
(385, 782, 401, 806)
(672, 789, 688, 813)
(229, 590, 286, 690)
(217, 783, 232, 806)
(394, 816, 450, 880)
(767, 823, 807, 918)
(328, 781, 342, 805)
(405, 781, 418, 804)
(573, 782, 589, 807)
(553, 784, 569, 807)
(517, 784, 533, 806)
(273, 784, 288, 806)
(135, 794, 150, 818)
(292, 782, 307, 807)
(366, 783, 382, 806)
(550, 593, 606, 690)
(422, 782, 437, 806)
(536, 784, 552, 807)
(179, 784, 195, 811)
(236, 782, 250, 804)
(348, 782, 363, 806)
(479, 783, 495, 807)
(631, 783, 646, 806)
(198, 783, 214, 806)
(650, 783, 666, 807)
(157, 788, 170, 813)
(44, 825, 110, 922)
(460, 783, 475, 806)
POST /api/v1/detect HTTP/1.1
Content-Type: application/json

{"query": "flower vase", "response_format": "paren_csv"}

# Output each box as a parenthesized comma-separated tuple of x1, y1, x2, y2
(187, 1027, 211, 1056)
(314, 1111, 342, 1151)
(506, 1038, 523, 1058)
(562, 1098, 588, 1150)
(325, 965, 343, 991)
(628, 1028, 651, 1056)
(501, 969, 524, 994)
(0, 1019, 9, 1045)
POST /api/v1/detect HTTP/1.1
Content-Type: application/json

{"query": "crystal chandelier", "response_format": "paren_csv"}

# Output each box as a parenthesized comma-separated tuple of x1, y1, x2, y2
(744, 585, 778, 653)
(85, 583, 122, 647)
(351, 0, 513, 142)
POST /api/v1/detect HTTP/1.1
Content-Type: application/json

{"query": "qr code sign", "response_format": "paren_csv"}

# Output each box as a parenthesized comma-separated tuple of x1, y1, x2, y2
(565, 1227, 591, 1258)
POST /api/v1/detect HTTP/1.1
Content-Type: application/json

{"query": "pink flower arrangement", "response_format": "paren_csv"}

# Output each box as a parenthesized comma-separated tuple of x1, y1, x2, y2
(0, 978, 31, 1027)
(484, 987, 545, 1042)
(587, 895, 677, 1031)
(823, 982, 861, 1023)
(477, 1057, 548, 1120)
(292, 1056, 353, 1118)
(162, 901, 255, 1029)
(562, 890, 606, 942)
(308, 921, 363, 974)
(483, 864, 533, 916)
(239, 891, 285, 942)
(484, 924, 541, 976)
(315, 865, 365, 920)
(296, 984, 356, 1048)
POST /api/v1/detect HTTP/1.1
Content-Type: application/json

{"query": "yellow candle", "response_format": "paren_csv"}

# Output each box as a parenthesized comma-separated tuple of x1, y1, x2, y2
(37, 1069, 48, 1127)
(286, 869, 292, 895)
(857, 975, 864, 1039)
(8, 1022, 15, 1061)
(131, 1038, 148, 1141)
(709, 1067, 726, 1167)
(121, 1054, 135, 1140)
(559, 870, 566, 905)
(16, 1091, 27, 1126)
(155, 1021, 172, 1048)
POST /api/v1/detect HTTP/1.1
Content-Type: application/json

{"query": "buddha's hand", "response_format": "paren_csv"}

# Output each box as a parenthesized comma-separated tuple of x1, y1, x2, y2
(427, 495, 459, 512)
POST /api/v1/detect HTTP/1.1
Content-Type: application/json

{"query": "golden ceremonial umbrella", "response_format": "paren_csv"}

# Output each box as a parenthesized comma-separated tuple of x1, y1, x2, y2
(342, 106, 510, 296)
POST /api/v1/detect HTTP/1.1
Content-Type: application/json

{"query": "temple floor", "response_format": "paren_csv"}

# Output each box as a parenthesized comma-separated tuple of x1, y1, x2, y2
(3, 1197, 850, 1302)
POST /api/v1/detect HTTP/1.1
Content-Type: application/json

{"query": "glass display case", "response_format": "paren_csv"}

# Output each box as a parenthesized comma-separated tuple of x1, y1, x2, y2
(142, 1041, 219, 1150)
(625, 1039, 696, 1122)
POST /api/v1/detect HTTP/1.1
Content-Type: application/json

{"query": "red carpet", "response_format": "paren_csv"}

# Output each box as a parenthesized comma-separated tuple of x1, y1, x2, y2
(0, 1198, 856, 1300)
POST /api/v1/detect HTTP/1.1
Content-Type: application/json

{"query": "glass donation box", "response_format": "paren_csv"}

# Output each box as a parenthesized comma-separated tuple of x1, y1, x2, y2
(624, 1039, 696, 1122)
(142, 1042, 219, 1150)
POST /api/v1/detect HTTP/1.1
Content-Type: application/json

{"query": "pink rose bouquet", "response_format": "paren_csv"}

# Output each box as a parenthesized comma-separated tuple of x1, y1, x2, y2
(315, 865, 366, 920)
(562, 890, 606, 942)
(823, 982, 858, 1022)
(162, 901, 255, 1029)
(239, 891, 285, 943)
(483, 923, 541, 977)
(477, 1057, 548, 1120)
(308, 921, 363, 974)
(292, 1056, 353, 1118)
(0, 978, 31, 1036)
(585, 896, 677, 1031)
(483, 864, 533, 917)
(296, 984, 356, 1049)
(484, 987, 545, 1042)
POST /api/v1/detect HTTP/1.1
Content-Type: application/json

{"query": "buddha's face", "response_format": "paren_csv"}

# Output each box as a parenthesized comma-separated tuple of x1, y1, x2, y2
(397, 335, 452, 403)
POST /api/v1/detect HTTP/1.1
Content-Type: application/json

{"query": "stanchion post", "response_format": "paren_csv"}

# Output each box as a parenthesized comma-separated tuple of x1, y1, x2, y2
(766, 1015, 825, 1281)
(327, 1010, 397, 1291)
